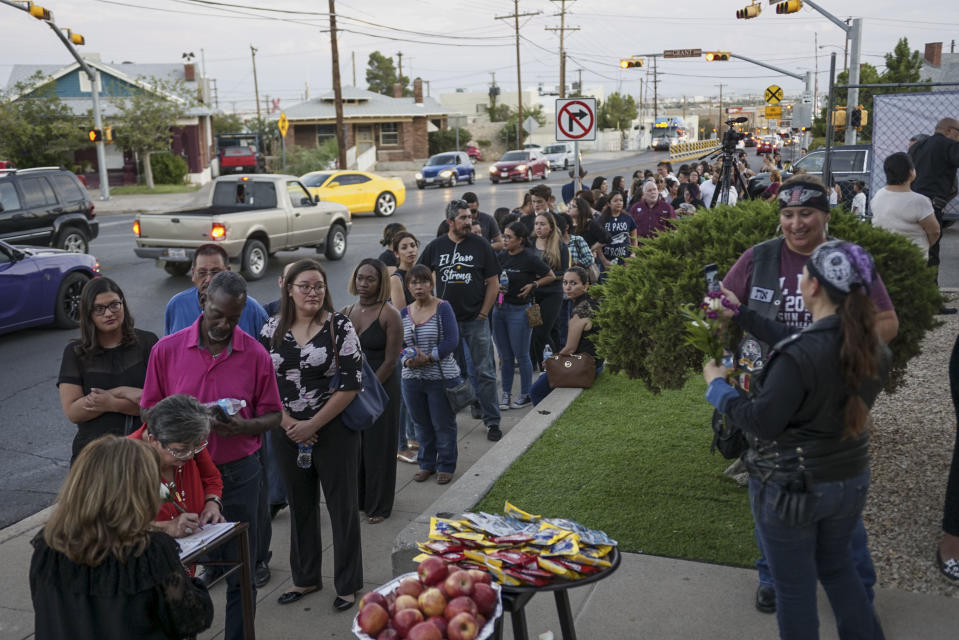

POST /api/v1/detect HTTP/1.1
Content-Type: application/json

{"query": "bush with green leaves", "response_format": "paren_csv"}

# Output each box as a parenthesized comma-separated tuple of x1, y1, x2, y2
(149, 152, 189, 185)
(283, 138, 338, 177)
(428, 128, 471, 155)
(593, 199, 941, 393)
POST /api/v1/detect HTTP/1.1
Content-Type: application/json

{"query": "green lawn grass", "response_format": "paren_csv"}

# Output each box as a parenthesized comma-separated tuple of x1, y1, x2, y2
(109, 184, 200, 195)
(474, 372, 758, 568)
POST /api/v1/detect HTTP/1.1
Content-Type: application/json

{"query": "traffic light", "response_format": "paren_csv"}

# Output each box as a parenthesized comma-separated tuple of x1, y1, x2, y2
(620, 58, 644, 69)
(775, 0, 802, 14)
(27, 2, 51, 19)
(832, 106, 847, 129)
(66, 29, 85, 46)
(850, 106, 868, 129)
(705, 51, 731, 62)
(87, 128, 102, 143)
(736, 3, 761, 19)
(104, 126, 114, 144)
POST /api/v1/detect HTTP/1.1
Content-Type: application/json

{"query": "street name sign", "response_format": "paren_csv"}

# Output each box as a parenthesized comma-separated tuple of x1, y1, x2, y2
(555, 98, 596, 141)
(663, 49, 702, 58)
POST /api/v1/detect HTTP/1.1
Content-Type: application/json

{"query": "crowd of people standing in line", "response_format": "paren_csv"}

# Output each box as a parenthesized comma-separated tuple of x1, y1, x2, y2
(28, 120, 959, 638)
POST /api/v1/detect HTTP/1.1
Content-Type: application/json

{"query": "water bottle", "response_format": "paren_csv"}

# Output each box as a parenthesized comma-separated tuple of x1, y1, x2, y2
(498, 272, 509, 305)
(401, 347, 417, 360)
(543, 345, 553, 361)
(296, 444, 313, 469)
(204, 398, 247, 416)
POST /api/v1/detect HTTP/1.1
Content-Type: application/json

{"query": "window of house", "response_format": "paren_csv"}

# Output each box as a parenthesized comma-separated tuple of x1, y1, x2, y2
(379, 123, 399, 146)
(316, 124, 336, 144)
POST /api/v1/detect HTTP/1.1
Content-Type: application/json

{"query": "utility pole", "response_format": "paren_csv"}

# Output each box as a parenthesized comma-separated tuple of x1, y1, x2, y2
(577, 68, 583, 95)
(814, 32, 819, 115)
(546, 0, 578, 99)
(250, 45, 261, 122)
(351, 51, 356, 87)
(716, 83, 726, 139)
(652, 56, 659, 120)
(212, 78, 219, 110)
(496, 1, 541, 146)
(397, 51, 403, 80)
(328, 0, 347, 170)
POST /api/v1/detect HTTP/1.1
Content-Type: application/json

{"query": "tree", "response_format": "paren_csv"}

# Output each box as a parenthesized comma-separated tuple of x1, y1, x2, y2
(597, 92, 638, 131)
(429, 128, 472, 155)
(883, 37, 924, 84)
(0, 72, 90, 169)
(110, 76, 196, 189)
(498, 105, 547, 147)
(366, 51, 410, 97)
(487, 103, 511, 122)
(212, 112, 246, 136)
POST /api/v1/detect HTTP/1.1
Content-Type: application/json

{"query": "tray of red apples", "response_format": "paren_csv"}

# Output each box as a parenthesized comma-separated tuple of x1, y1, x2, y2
(352, 557, 502, 640)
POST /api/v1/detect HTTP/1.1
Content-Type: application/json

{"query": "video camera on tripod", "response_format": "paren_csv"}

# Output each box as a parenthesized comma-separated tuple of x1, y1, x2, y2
(722, 116, 749, 153)
(706, 116, 752, 208)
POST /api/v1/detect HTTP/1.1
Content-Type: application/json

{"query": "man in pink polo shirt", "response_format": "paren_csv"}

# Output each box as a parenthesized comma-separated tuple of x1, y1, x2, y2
(142, 271, 281, 640)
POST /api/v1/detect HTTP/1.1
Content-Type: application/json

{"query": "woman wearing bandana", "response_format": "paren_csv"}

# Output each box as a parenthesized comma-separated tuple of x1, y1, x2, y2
(706, 240, 890, 640)
(719, 176, 899, 618)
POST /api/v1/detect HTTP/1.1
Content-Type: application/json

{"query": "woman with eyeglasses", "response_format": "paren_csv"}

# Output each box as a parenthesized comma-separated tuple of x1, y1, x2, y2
(58, 277, 158, 463)
(130, 394, 225, 540)
(259, 258, 364, 611)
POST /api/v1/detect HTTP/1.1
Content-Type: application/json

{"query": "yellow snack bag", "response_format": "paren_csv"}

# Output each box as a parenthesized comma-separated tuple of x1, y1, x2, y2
(537, 556, 582, 580)
(504, 501, 541, 522)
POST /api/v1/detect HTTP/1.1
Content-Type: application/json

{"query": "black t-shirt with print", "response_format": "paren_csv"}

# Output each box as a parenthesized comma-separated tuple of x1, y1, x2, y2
(496, 248, 552, 306)
(418, 233, 501, 321)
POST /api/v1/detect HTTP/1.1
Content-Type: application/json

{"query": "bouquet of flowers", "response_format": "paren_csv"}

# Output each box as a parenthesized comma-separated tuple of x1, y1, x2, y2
(679, 290, 738, 367)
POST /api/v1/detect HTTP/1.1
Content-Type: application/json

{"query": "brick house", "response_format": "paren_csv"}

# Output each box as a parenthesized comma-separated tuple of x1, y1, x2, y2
(5, 56, 214, 186)
(280, 78, 452, 163)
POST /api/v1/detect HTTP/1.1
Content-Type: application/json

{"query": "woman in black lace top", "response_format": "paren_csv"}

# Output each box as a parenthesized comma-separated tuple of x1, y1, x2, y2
(30, 435, 213, 640)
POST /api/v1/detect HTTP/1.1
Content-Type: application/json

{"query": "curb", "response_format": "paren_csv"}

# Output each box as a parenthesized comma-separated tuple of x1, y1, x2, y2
(391, 387, 582, 577)
(0, 506, 52, 546)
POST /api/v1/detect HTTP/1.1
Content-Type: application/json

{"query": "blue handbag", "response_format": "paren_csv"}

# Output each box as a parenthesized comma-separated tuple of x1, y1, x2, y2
(328, 313, 388, 432)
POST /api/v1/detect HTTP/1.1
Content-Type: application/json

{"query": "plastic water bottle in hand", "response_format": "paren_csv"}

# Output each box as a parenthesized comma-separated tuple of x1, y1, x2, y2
(204, 398, 247, 417)
(543, 345, 553, 361)
(401, 347, 417, 359)
(296, 444, 313, 469)
(498, 272, 509, 305)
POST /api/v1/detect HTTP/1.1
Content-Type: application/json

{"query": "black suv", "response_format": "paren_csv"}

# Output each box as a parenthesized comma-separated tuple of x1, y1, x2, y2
(747, 144, 871, 208)
(0, 168, 98, 253)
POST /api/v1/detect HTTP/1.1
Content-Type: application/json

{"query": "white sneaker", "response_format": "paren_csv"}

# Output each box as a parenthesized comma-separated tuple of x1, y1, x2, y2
(510, 395, 531, 409)
(499, 393, 511, 410)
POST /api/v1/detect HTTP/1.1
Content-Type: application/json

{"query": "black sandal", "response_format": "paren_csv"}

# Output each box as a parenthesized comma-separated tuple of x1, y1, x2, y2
(333, 595, 356, 611)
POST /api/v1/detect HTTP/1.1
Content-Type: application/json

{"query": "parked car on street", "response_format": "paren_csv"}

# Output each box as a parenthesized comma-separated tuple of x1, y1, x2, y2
(300, 170, 405, 217)
(489, 149, 550, 183)
(415, 152, 475, 189)
(133, 174, 351, 280)
(0, 239, 100, 334)
(465, 145, 483, 162)
(541, 142, 576, 170)
(0, 167, 98, 254)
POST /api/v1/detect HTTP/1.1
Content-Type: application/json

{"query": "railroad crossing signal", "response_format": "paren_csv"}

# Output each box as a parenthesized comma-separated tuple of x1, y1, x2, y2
(705, 51, 731, 62)
(620, 58, 643, 69)
(775, 0, 802, 14)
(764, 85, 784, 105)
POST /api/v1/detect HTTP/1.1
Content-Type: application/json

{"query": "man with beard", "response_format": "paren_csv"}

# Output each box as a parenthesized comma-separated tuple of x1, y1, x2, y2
(142, 271, 282, 640)
(164, 244, 269, 337)
(418, 200, 502, 440)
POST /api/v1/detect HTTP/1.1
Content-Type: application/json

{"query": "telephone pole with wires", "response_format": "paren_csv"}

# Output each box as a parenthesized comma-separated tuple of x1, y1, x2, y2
(328, 0, 347, 169)
(545, 0, 578, 98)
(495, 1, 541, 145)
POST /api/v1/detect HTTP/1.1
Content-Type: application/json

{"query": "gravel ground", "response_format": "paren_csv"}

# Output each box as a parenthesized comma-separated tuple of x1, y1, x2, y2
(868, 302, 959, 598)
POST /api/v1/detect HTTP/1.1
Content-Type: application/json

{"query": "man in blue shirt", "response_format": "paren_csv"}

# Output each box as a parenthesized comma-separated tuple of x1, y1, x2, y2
(164, 244, 269, 338)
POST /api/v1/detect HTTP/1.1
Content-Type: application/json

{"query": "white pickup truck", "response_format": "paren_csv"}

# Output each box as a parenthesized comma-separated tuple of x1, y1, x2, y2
(133, 174, 351, 280)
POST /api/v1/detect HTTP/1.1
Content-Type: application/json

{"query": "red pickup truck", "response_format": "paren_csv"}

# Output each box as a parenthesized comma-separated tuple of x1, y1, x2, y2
(219, 146, 260, 174)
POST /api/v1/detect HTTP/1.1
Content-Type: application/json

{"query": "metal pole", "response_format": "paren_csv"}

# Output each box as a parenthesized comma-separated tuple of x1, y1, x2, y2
(281, 134, 286, 173)
(573, 141, 580, 192)
(845, 18, 862, 145)
(823, 53, 837, 189)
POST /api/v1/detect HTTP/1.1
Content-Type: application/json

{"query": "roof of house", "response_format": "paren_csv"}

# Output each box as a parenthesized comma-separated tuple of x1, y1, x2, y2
(280, 86, 452, 121)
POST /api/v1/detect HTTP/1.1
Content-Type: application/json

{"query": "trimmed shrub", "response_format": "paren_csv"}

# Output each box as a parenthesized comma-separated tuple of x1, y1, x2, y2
(150, 152, 189, 184)
(284, 138, 338, 177)
(593, 199, 941, 393)
(428, 128, 472, 155)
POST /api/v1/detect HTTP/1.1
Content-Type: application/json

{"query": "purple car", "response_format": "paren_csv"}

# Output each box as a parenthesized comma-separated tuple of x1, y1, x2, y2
(0, 239, 100, 335)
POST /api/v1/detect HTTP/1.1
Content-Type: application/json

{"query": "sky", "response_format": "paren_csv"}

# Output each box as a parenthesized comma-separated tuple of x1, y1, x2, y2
(1, 0, 957, 116)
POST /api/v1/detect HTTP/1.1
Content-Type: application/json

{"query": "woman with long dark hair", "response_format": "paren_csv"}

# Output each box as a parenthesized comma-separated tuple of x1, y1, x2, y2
(58, 277, 158, 463)
(570, 197, 610, 255)
(530, 212, 569, 366)
(705, 241, 888, 639)
(259, 258, 364, 611)
(343, 259, 402, 524)
(598, 191, 637, 269)
(389, 231, 419, 311)
(30, 436, 214, 639)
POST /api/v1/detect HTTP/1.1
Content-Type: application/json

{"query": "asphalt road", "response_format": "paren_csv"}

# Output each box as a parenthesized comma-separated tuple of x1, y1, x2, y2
(0, 150, 669, 529)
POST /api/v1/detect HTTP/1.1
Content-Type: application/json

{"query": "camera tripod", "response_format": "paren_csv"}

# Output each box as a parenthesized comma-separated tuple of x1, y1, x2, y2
(707, 117, 752, 208)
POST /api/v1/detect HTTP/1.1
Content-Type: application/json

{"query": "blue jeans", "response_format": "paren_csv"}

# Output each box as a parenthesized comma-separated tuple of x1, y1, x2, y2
(396, 355, 419, 450)
(492, 303, 533, 398)
(749, 471, 884, 640)
(530, 361, 603, 406)
(402, 376, 459, 473)
(217, 453, 262, 640)
(455, 317, 500, 426)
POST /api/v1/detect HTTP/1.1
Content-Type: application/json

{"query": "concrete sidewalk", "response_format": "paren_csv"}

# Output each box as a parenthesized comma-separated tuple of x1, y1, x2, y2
(3, 386, 957, 640)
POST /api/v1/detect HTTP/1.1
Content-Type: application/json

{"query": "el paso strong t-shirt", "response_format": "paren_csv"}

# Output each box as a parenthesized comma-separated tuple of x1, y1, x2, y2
(418, 234, 501, 321)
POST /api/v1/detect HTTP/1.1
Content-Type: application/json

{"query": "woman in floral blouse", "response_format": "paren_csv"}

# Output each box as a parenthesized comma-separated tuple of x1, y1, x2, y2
(259, 259, 363, 612)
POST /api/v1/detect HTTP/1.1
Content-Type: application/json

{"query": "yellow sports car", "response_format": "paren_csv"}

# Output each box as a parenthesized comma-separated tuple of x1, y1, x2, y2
(300, 170, 405, 217)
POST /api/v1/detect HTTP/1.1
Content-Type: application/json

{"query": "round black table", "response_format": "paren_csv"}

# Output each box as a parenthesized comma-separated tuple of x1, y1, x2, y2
(491, 547, 621, 640)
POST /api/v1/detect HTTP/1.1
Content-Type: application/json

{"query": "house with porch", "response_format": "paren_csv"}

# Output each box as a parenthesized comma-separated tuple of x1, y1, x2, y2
(278, 77, 455, 168)
(5, 56, 215, 186)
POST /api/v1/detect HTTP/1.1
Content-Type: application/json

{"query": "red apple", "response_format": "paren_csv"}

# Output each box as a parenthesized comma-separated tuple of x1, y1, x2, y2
(376, 630, 399, 640)
(394, 594, 419, 612)
(476, 613, 487, 629)
(357, 603, 389, 636)
(444, 595, 478, 621)
(360, 591, 389, 610)
(396, 577, 425, 598)
(392, 608, 424, 637)
(406, 620, 443, 640)
(426, 615, 448, 636)
(471, 582, 497, 616)
(448, 612, 479, 640)
(417, 587, 447, 618)
(467, 569, 492, 585)
(444, 570, 474, 598)
(418, 556, 450, 586)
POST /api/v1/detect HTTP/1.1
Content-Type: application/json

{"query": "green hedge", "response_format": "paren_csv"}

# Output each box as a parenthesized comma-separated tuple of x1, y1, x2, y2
(150, 152, 189, 185)
(593, 200, 942, 393)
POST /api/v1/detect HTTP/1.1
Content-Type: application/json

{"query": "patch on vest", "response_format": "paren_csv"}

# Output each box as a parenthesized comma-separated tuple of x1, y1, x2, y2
(749, 286, 775, 303)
